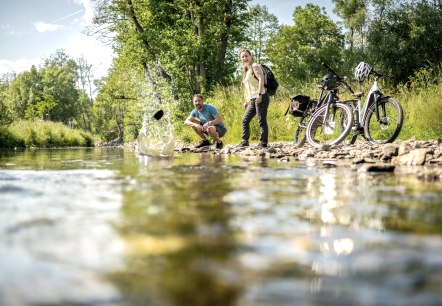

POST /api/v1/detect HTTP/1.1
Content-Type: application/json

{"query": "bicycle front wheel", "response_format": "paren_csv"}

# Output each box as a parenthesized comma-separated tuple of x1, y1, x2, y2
(306, 103, 353, 148)
(364, 97, 403, 144)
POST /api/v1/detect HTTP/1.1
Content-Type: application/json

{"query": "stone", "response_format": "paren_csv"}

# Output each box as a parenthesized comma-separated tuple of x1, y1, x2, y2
(392, 149, 427, 166)
(398, 142, 411, 155)
(382, 144, 399, 157)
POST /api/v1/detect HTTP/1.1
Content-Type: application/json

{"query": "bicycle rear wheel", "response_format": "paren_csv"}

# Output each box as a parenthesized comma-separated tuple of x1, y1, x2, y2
(364, 97, 403, 144)
(306, 103, 353, 148)
(293, 111, 312, 147)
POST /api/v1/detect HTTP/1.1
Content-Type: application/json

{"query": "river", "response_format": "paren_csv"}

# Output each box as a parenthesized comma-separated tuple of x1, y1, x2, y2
(0, 148, 441, 306)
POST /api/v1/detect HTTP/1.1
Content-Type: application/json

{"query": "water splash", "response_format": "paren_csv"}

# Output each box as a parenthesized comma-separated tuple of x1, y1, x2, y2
(138, 109, 175, 157)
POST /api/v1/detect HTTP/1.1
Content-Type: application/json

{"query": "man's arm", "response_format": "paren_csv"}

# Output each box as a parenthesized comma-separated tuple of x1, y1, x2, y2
(206, 113, 223, 126)
(184, 115, 199, 127)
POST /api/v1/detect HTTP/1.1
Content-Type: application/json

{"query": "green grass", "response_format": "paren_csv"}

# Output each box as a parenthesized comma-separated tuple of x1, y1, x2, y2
(0, 120, 96, 148)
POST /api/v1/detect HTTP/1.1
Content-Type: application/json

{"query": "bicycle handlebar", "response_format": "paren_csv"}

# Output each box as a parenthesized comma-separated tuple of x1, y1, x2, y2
(321, 62, 355, 94)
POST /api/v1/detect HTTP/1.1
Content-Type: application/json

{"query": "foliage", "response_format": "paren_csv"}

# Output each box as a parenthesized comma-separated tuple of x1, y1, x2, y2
(91, 60, 145, 142)
(267, 4, 345, 87)
(396, 64, 442, 140)
(243, 4, 280, 63)
(366, 0, 442, 84)
(89, 0, 249, 107)
(332, 0, 368, 51)
(0, 120, 95, 148)
(3, 50, 88, 126)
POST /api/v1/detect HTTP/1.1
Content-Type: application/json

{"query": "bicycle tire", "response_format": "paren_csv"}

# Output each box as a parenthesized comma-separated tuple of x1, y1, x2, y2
(293, 111, 312, 147)
(306, 102, 353, 148)
(364, 97, 403, 144)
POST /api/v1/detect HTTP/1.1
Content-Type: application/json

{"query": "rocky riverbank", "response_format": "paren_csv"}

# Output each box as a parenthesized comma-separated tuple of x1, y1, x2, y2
(174, 139, 442, 180)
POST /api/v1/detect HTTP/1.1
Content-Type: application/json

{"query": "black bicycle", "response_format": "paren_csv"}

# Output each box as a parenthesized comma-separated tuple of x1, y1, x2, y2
(303, 64, 354, 148)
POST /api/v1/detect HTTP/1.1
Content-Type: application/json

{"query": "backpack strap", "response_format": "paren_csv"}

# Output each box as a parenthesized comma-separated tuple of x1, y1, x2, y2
(251, 63, 263, 81)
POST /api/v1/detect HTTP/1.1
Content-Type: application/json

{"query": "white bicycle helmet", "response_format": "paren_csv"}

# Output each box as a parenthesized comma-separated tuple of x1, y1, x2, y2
(354, 62, 372, 82)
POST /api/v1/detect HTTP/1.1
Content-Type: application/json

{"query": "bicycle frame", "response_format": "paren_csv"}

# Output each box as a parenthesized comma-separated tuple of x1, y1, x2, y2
(358, 75, 385, 126)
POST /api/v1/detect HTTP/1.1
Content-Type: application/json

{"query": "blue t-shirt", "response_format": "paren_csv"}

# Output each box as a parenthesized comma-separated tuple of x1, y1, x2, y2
(191, 104, 225, 128)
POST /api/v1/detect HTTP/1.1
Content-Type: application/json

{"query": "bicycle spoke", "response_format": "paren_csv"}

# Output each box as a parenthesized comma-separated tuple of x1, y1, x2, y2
(364, 97, 403, 144)
(306, 103, 353, 147)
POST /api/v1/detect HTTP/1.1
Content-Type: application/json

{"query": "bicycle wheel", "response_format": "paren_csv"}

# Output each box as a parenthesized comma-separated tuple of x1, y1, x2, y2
(293, 111, 312, 147)
(306, 102, 353, 148)
(364, 97, 403, 144)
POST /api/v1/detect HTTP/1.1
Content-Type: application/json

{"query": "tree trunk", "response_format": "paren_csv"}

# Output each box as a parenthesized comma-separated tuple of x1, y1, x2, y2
(217, 0, 233, 84)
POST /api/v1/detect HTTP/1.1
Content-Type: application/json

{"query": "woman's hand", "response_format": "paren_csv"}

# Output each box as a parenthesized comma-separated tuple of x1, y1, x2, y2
(256, 94, 262, 104)
(243, 102, 248, 109)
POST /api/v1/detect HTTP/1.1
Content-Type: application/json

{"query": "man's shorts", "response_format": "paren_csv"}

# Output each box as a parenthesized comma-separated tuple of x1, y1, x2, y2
(202, 123, 227, 137)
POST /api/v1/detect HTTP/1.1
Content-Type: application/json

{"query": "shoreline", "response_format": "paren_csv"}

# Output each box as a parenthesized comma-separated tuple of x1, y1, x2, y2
(172, 139, 442, 180)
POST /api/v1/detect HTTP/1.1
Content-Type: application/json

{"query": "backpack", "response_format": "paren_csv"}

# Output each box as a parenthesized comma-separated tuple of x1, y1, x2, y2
(252, 64, 279, 96)
(285, 94, 310, 117)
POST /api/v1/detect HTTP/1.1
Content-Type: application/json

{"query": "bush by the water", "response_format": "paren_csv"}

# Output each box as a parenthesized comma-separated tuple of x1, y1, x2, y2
(0, 120, 95, 148)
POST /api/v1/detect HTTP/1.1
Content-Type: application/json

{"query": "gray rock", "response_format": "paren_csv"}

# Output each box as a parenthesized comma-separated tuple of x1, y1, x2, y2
(392, 148, 427, 166)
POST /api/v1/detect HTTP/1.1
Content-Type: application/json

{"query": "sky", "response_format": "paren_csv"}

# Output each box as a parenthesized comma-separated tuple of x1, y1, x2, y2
(0, 0, 336, 79)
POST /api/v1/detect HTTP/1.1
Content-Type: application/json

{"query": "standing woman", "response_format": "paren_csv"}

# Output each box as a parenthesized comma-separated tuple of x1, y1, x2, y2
(238, 49, 270, 148)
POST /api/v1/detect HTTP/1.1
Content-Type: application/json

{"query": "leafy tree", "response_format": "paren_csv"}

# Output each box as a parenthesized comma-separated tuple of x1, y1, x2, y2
(243, 4, 279, 63)
(88, 0, 249, 114)
(92, 60, 144, 142)
(7, 65, 43, 120)
(40, 50, 80, 123)
(267, 4, 344, 86)
(332, 0, 368, 52)
(0, 74, 14, 126)
(366, 0, 442, 83)
(76, 56, 95, 130)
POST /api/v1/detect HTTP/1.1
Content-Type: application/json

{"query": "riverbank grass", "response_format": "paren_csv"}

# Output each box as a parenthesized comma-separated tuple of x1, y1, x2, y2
(0, 120, 95, 148)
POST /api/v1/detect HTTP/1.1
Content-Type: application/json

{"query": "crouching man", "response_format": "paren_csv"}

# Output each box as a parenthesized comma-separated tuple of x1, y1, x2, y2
(184, 94, 227, 149)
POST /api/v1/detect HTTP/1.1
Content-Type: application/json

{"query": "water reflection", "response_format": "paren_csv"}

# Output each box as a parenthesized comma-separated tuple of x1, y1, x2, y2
(111, 153, 241, 306)
(0, 149, 441, 306)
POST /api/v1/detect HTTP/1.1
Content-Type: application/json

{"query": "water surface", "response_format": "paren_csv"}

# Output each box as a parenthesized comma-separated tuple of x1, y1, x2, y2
(0, 148, 441, 306)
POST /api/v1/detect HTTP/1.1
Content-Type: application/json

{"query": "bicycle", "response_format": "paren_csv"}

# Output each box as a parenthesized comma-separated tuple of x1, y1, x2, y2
(342, 62, 404, 145)
(304, 64, 354, 148)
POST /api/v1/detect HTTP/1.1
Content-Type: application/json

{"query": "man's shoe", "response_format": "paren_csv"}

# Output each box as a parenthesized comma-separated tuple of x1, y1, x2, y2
(237, 140, 249, 147)
(195, 139, 210, 148)
(257, 142, 267, 148)
(216, 141, 224, 149)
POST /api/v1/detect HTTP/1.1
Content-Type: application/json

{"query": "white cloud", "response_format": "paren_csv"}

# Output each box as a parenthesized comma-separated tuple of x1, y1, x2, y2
(0, 24, 15, 35)
(33, 21, 65, 33)
(64, 33, 114, 78)
(72, 0, 94, 26)
(0, 58, 42, 75)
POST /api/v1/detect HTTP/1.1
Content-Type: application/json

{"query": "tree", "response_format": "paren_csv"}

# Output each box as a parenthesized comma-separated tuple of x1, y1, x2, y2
(7, 65, 43, 120)
(332, 0, 368, 52)
(92, 60, 144, 142)
(243, 4, 279, 63)
(40, 50, 80, 123)
(366, 0, 442, 83)
(267, 4, 344, 86)
(0, 74, 14, 126)
(88, 0, 249, 114)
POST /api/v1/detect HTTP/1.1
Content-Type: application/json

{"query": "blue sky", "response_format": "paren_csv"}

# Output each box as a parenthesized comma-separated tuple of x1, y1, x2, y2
(0, 0, 335, 78)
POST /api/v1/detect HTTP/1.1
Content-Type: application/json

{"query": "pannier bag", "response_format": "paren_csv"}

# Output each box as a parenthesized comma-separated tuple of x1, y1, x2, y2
(285, 94, 310, 117)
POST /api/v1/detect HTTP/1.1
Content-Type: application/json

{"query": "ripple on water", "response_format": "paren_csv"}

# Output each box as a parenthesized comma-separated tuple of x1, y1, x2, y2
(0, 169, 125, 306)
